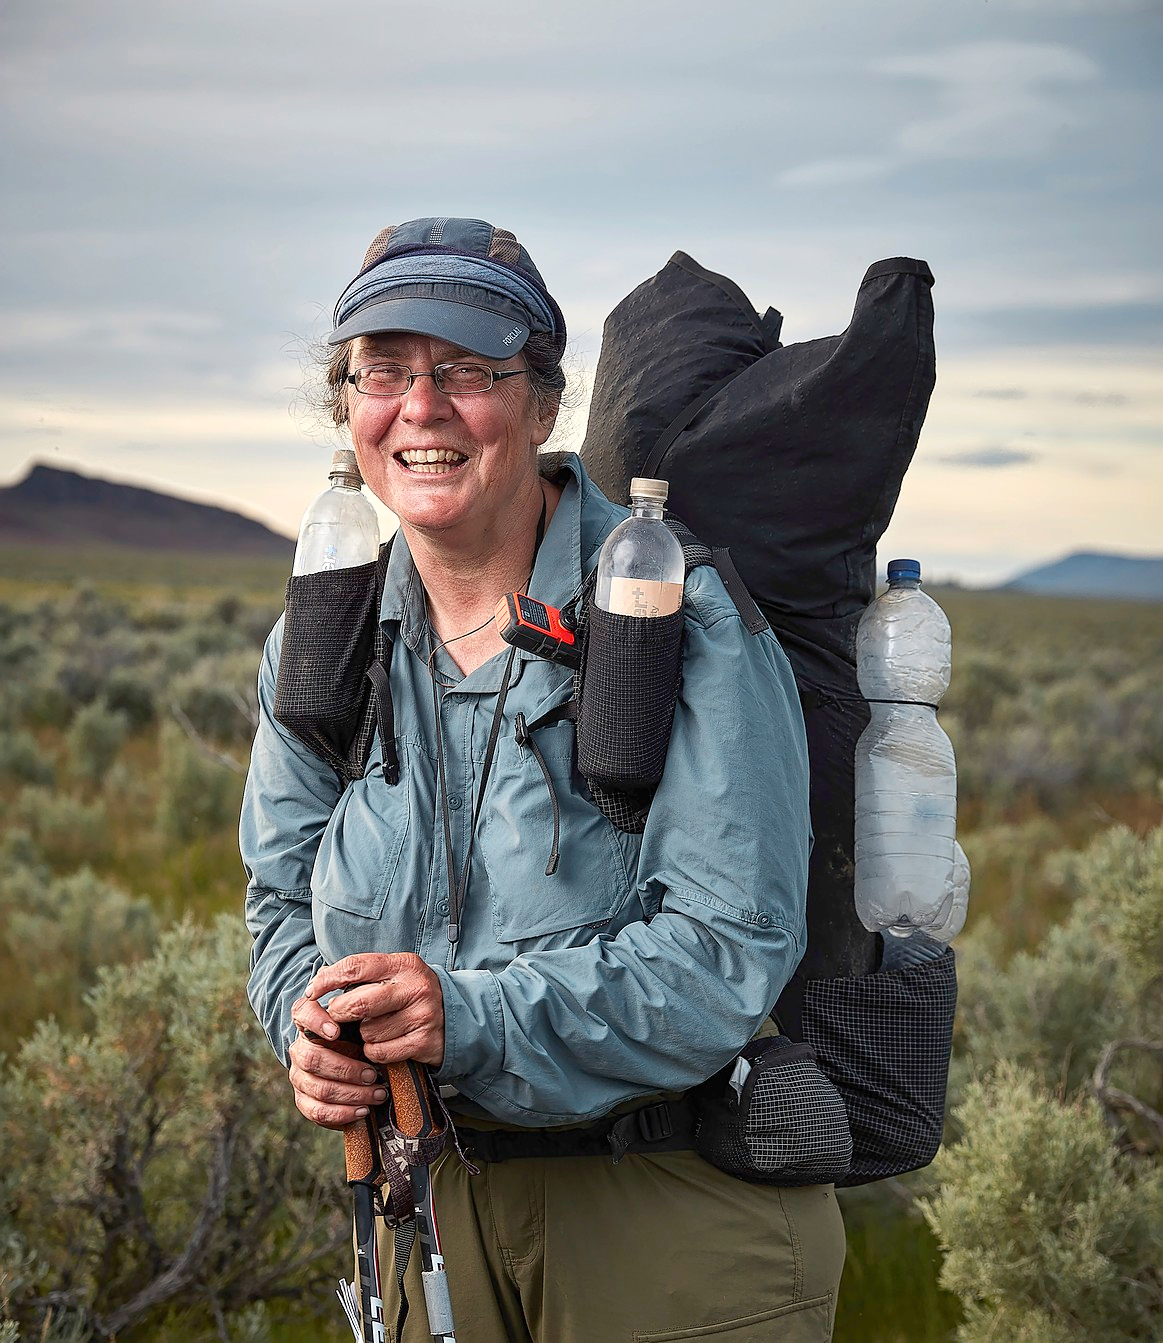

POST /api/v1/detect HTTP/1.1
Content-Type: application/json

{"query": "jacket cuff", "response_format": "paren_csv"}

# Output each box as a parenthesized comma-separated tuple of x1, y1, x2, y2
(432, 967, 504, 1089)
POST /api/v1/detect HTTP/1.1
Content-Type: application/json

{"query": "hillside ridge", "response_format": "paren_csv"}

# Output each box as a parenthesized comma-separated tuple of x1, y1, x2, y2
(0, 462, 294, 557)
(1003, 550, 1163, 601)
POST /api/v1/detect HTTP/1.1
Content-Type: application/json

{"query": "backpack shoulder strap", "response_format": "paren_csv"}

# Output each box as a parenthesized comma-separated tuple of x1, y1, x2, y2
(665, 519, 769, 635)
(546, 519, 768, 834)
(642, 363, 756, 480)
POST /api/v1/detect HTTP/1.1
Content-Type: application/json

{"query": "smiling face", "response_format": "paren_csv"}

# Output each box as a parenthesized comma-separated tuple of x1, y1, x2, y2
(345, 333, 557, 546)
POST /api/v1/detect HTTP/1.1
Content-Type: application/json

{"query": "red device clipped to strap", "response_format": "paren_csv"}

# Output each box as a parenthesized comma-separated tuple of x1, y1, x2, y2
(494, 593, 581, 668)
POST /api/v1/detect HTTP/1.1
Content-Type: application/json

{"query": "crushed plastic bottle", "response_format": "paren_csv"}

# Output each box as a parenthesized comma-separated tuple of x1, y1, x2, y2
(854, 558, 966, 940)
(595, 478, 685, 617)
(292, 448, 380, 576)
(929, 838, 971, 944)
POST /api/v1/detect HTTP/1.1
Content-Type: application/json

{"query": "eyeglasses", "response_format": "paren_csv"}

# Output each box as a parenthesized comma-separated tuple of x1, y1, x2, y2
(345, 362, 530, 397)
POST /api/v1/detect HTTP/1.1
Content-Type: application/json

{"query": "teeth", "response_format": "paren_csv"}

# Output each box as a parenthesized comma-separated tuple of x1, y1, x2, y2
(399, 449, 467, 465)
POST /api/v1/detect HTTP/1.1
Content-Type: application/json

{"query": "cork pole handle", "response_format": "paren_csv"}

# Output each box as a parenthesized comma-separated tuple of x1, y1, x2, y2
(386, 1060, 430, 1138)
(333, 1027, 380, 1185)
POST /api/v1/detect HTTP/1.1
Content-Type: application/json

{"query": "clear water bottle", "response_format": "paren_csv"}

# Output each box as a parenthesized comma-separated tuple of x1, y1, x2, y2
(595, 478, 685, 616)
(854, 558, 965, 940)
(292, 449, 380, 576)
(929, 839, 970, 944)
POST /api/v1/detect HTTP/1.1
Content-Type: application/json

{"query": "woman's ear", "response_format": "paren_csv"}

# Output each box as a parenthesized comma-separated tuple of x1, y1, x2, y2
(530, 394, 561, 448)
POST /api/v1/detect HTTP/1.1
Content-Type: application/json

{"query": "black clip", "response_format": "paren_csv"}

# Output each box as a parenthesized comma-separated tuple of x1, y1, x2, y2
(635, 1102, 675, 1145)
(608, 1102, 675, 1164)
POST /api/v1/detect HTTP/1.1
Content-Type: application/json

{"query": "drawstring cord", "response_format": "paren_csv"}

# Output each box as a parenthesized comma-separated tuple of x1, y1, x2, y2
(514, 711, 561, 876)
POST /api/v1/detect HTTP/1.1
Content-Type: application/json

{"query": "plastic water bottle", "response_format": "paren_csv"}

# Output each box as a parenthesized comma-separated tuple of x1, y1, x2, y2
(929, 839, 970, 944)
(292, 449, 380, 575)
(595, 478, 685, 616)
(854, 558, 964, 939)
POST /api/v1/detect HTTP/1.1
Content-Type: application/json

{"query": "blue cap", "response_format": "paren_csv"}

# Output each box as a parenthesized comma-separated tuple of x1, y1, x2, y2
(328, 217, 566, 360)
(887, 558, 922, 582)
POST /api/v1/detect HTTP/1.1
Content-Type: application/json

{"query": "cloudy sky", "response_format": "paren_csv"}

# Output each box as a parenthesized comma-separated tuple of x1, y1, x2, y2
(2, 0, 1159, 584)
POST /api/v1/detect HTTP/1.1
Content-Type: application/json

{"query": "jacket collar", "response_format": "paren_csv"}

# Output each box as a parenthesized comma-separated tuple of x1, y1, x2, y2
(377, 451, 624, 657)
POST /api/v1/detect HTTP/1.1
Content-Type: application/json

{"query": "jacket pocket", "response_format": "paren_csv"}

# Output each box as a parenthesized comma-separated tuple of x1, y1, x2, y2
(481, 723, 635, 943)
(311, 751, 412, 921)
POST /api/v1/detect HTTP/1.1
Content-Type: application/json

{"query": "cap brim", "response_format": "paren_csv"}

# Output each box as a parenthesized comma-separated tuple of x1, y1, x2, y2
(327, 296, 530, 359)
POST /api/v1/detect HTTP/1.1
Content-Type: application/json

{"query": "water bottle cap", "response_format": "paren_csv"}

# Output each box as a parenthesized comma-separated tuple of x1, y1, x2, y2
(629, 477, 669, 504)
(887, 558, 921, 582)
(329, 448, 363, 485)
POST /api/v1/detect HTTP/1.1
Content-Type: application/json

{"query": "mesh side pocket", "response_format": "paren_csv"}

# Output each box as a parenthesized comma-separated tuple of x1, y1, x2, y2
(695, 1037, 853, 1187)
(576, 600, 684, 792)
(273, 558, 380, 781)
(804, 947, 957, 1186)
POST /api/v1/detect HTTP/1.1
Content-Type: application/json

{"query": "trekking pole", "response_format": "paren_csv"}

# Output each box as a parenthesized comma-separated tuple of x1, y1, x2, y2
(334, 1024, 456, 1342)
(386, 1058, 457, 1342)
(333, 1026, 387, 1343)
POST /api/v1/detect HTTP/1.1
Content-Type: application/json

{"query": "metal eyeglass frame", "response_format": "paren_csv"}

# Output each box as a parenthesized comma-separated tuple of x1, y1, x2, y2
(345, 363, 530, 397)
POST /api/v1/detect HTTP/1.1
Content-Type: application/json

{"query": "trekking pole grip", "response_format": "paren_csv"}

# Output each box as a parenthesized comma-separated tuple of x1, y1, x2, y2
(333, 1024, 380, 1185)
(386, 1059, 438, 1139)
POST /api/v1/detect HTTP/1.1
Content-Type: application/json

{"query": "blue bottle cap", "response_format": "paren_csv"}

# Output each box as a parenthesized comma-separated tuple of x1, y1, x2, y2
(887, 558, 921, 582)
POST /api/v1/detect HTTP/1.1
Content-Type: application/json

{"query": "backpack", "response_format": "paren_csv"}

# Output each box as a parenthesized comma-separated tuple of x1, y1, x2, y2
(579, 250, 954, 1185)
(273, 252, 956, 1186)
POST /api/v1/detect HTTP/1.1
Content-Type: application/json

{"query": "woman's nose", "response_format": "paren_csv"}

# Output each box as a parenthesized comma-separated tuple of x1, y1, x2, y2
(399, 373, 455, 424)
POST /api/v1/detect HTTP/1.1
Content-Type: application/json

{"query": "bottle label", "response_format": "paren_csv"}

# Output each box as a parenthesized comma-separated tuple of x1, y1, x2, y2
(604, 578, 683, 617)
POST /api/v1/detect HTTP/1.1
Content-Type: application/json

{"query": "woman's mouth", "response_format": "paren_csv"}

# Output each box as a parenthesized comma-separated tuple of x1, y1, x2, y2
(396, 448, 469, 475)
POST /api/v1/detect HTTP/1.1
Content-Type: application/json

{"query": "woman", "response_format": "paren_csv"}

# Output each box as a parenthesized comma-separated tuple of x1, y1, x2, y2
(242, 216, 846, 1341)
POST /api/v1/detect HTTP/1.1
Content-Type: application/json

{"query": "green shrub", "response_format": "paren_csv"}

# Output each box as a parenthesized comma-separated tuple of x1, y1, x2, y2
(943, 651, 1021, 733)
(1045, 824, 1163, 988)
(66, 702, 130, 785)
(922, 1063, 1163, 1342)
(9, 653, 73, 730)
(154, 724, 242, 842)
(169, 650, 260, 746)
(59, 583, 129, 639)
(102, 667, 157, 730)
(954, 911, 1128, 1100)
(13, 787, 110, 869)
(0, 916, 347, 1342)
(932, 825, 1163, 1339)
(158, 620, 253, 678)
(0, 865, 156, 1040)
(0, 729, 54, 787)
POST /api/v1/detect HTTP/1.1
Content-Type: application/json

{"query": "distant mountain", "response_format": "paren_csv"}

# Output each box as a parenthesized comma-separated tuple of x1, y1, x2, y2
(0, 463, 294, 557)
(1003, 551, 1163, 601)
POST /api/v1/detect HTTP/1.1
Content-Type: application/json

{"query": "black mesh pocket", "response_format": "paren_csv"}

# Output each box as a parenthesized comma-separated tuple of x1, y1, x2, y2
(576, 600, 684, 792)
(273, 557, 381, 782)
(803, 947, 957, 1186)
(695, 1036, 853, 1187)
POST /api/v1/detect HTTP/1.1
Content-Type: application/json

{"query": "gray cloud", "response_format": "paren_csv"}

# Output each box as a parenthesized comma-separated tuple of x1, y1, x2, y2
(974, 388, 1028, 400)
(779, 39, 1101, 188)
(1, 0, 1160, 583)
(936, 448, 1040, 468)
(940, 303, 1163, 351)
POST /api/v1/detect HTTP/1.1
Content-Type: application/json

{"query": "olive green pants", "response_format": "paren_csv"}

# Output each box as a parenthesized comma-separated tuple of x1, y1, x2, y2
(376, 1148, 845, 1342)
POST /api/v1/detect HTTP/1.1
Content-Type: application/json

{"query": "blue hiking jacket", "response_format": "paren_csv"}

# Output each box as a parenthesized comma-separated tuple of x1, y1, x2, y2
(241, 453, 810, 1126)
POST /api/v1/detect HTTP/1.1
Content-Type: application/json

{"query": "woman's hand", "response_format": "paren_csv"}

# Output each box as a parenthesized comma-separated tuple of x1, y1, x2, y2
(287, 953, 446, 1130)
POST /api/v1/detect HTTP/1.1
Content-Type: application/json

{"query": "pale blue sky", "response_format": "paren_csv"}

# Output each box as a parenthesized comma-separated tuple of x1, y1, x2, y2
(1, 0, 1160, 583)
